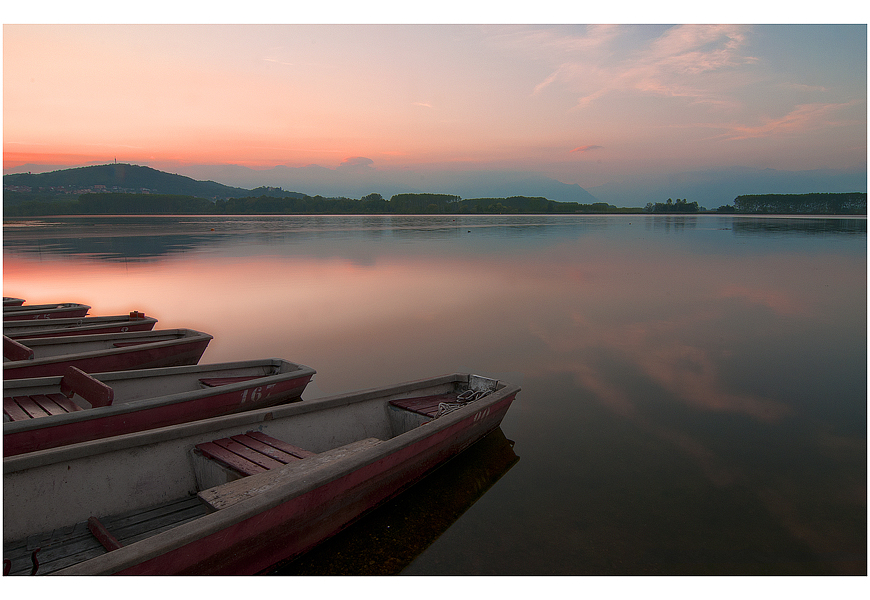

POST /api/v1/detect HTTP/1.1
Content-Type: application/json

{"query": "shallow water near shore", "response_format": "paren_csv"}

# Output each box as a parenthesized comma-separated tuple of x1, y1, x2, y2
(3, 214, 866, 575)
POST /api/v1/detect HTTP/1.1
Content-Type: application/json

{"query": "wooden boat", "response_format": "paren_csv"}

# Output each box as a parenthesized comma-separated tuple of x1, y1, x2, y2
(4, 303, 91, 321)
(2, 373, 518, 575)
(3, 297, 25, 307)
(3, 328, 212, 380)
(3, 312, 157, 339)
(3, 359, 316, 456)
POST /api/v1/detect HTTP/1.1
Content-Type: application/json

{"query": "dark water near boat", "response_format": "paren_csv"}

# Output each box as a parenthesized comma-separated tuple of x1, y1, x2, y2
(3, 214, 866, 576)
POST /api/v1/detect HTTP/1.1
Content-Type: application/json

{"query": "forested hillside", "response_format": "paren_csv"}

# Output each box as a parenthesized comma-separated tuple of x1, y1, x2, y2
(732, 193, 866, 214)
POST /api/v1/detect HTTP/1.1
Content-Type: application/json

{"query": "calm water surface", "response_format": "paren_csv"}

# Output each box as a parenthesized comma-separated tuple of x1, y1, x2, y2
(2, 214, 866, 575)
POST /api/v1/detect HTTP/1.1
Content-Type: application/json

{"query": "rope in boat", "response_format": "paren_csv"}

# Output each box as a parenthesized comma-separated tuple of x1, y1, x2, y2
(435, 387, 494, 418)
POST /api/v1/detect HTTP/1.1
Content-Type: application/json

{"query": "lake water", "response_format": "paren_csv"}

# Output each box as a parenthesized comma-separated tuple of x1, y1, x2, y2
(2, 214, 866, 576)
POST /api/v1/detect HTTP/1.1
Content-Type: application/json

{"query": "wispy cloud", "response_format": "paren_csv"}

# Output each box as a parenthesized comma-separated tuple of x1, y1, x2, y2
(570, 145, 604, 153)
(339, 156, 374, 168)
(528, 25, 756, 109)
(262, 57, 294, 66)
(715, 101, 861, 140)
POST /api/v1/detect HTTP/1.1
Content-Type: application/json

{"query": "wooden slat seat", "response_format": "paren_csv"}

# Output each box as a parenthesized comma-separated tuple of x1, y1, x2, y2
(198, 375, 268, 387)
(194, 432, 315, 477)
(4, 393, 84, 421)
(388, 394, 455, 418)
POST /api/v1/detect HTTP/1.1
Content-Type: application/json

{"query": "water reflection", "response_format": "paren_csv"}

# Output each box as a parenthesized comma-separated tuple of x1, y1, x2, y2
(3, 215, 865, 574)
(732, 216, 867, 236)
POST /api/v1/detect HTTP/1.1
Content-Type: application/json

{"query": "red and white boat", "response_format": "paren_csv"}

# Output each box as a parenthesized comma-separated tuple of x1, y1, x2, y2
(3, 328, 212, 380)
(3, 312, 157, 339)
(3, 372, 517, 575)
(4, 303, 91, 321)
(3, 359, 316, 456)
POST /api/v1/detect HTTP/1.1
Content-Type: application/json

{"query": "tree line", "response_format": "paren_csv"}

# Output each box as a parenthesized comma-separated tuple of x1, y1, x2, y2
(643, 198, 701, 213)
(2, 192, 633, 216)
(4, 190, 865, 217)
(731, 193, 866, 214)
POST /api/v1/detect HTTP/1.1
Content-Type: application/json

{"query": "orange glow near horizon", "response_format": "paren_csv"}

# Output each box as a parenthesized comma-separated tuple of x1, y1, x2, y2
(4, 24, 866, 183)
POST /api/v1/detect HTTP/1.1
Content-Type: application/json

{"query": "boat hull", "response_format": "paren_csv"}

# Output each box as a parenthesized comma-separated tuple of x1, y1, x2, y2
(4, 314, 158, 339)
(3, 303, 91, 321)
(3, 329, 212, 379)
(124, 392, 514, 575)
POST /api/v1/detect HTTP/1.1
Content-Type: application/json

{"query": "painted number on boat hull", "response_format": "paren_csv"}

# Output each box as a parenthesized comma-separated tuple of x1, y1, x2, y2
(240, 384, 277, 404)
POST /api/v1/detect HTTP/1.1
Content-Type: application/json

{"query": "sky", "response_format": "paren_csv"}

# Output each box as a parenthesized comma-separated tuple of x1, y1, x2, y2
(2, 8, 868, 204)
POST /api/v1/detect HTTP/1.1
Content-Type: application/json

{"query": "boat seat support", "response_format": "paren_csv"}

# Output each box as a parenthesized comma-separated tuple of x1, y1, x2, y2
(60, 366, 114, 408)
(3, 336, 34, 361)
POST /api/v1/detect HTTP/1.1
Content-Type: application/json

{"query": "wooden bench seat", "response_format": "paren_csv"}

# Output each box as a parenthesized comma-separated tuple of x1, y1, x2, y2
(194, 432, 316, 477)
(4, 393, 84, 421)
(198, 438, 382, 511)
(3, 367, 112, 421)
(388, 394, 456, 418)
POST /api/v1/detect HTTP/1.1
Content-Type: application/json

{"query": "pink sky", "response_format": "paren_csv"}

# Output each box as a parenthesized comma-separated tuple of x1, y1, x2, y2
(3, 22, 866, 189)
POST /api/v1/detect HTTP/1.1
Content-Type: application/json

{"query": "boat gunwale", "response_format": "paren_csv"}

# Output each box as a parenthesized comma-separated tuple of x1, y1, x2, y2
(3, 302, 89, 312)
(5, 327, 211, 354)
(44, 375, 519, 575)
(3, 314, 159, 335)
(3, 303, 91, 318)
(3, 358, 315, 436)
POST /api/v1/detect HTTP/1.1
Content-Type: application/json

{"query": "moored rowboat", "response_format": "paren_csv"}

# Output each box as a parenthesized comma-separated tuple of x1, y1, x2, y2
(3, 358, 316, 456)
(3, 328, 212, 380)
(4, 303, 91, 321)
(3, 372, 518, 575)
(3, 312, 157, 339)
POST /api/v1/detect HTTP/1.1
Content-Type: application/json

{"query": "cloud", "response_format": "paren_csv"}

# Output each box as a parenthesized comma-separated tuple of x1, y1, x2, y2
(715, 101, 861, 141)
(570, 145, 603, 154)
(529, 24, 756, 109)
(339, 156, 374, 169)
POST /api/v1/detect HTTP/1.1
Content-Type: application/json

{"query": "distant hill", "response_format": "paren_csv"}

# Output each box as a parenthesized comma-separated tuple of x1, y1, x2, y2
(3, 163, 252, 200)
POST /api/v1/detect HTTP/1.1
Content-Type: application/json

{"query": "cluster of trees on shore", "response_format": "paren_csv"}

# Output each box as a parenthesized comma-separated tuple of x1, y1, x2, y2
(3, 190, 866, 217)
(2, 192, 634, 216)
(731, 193, 866, 214)
(643, 198, 701, 213)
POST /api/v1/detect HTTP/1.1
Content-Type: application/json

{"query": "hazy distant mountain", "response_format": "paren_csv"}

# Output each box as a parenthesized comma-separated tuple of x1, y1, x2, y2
(587, 167, 868, 209)
(4, 162, 600, 204)
(3, 163, 250, 199)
